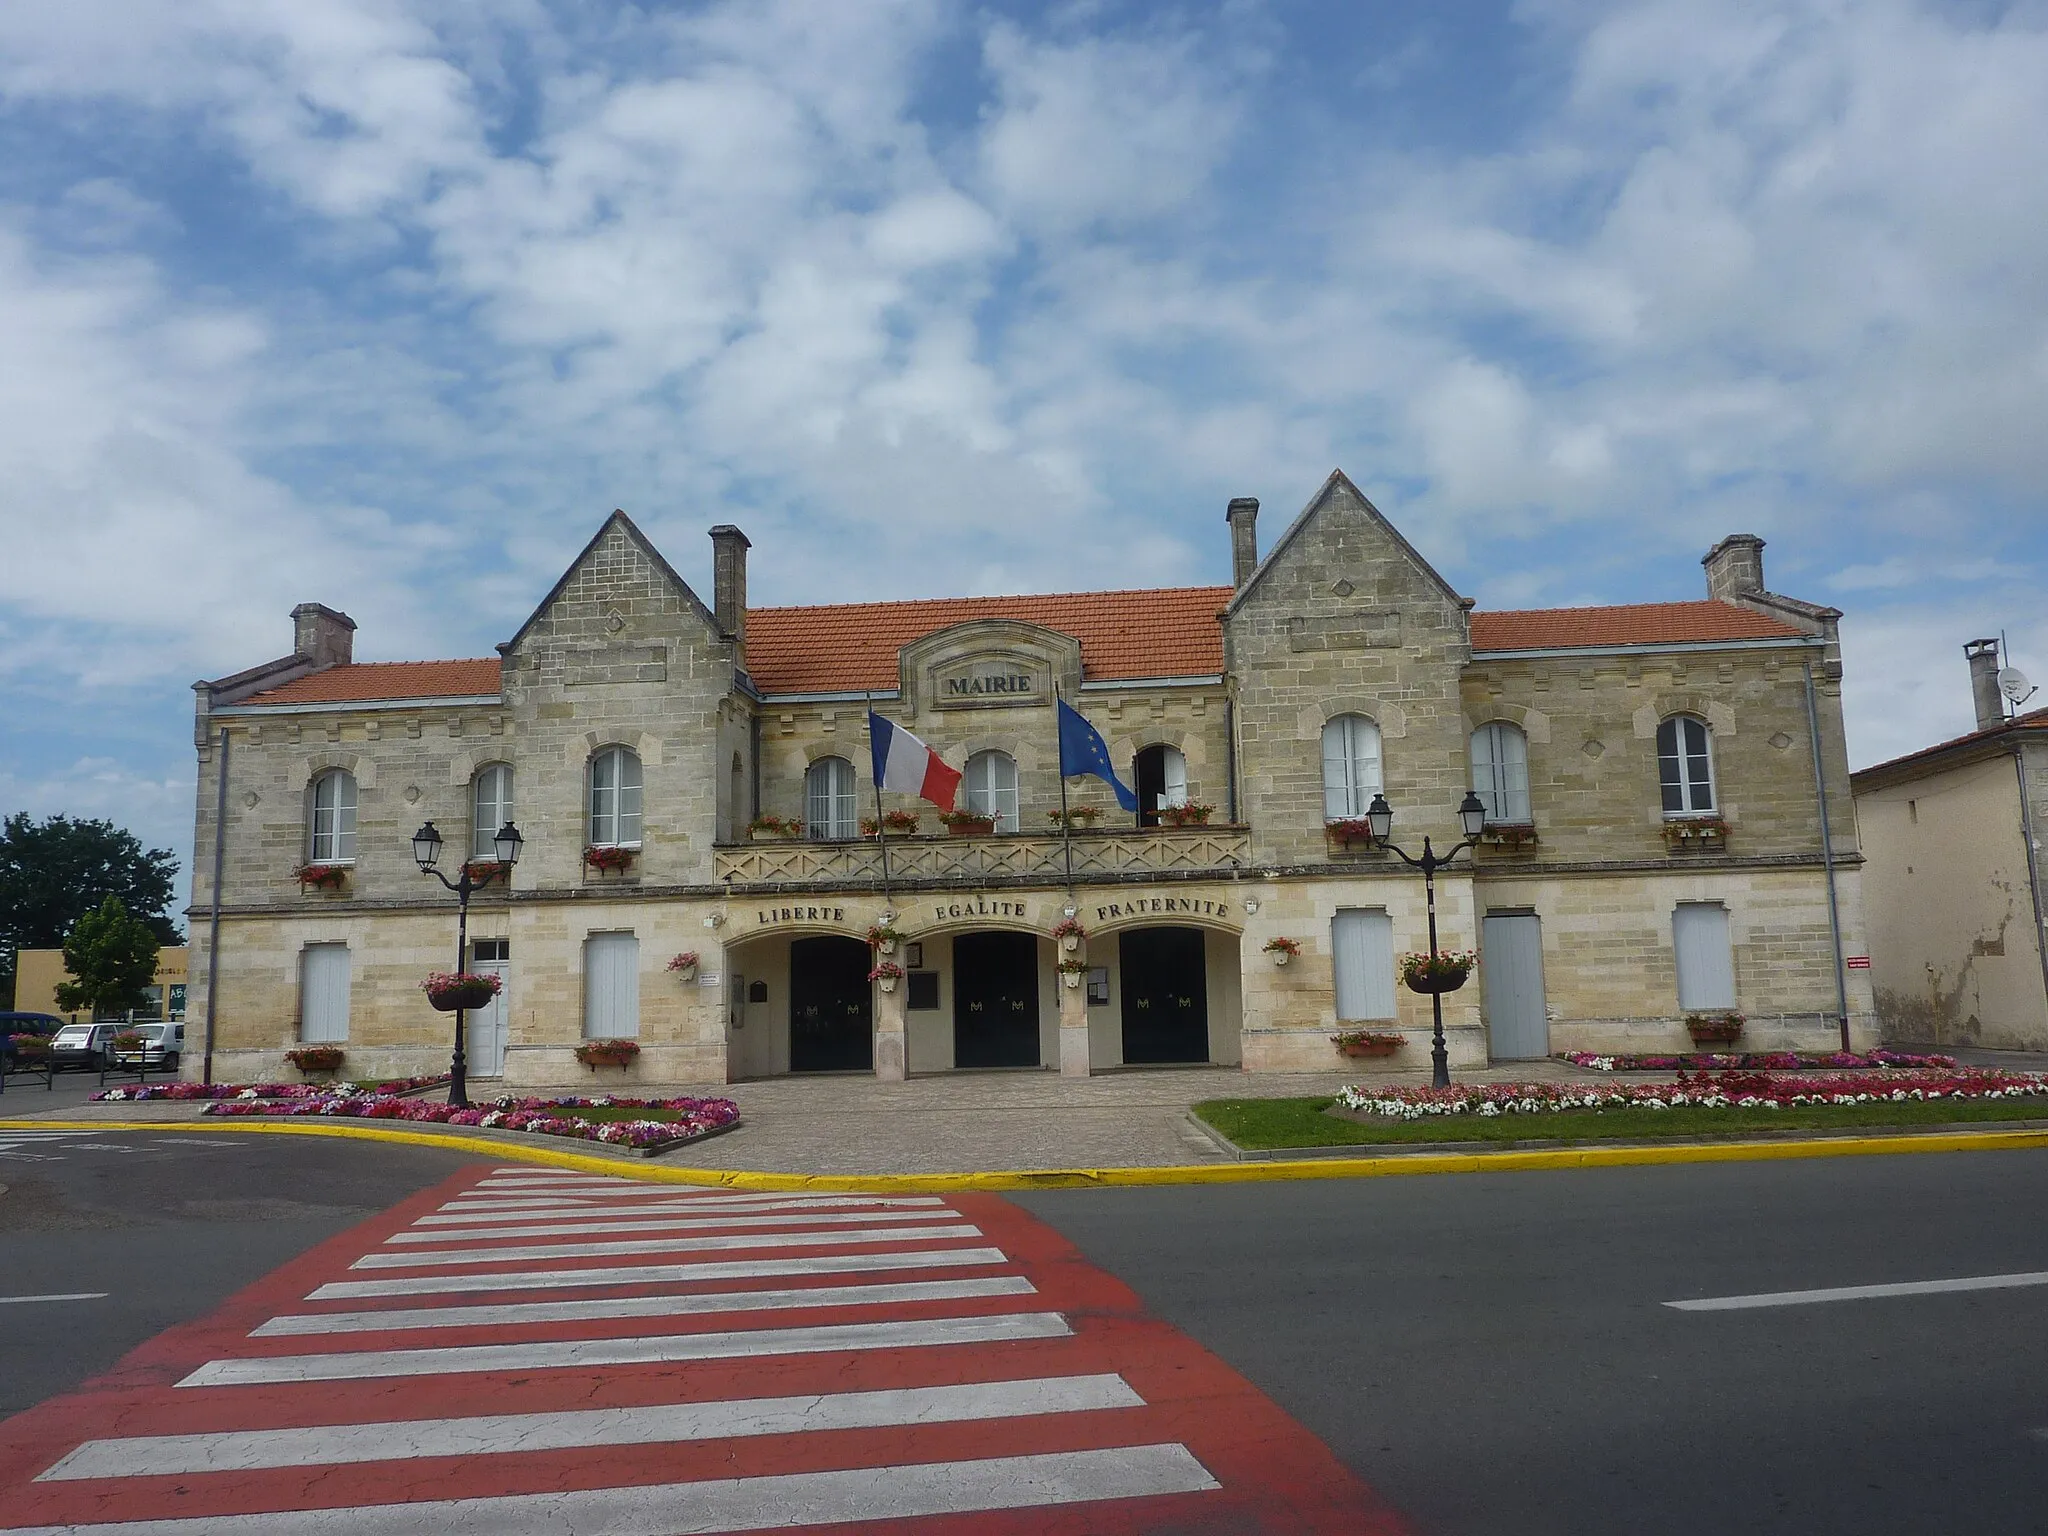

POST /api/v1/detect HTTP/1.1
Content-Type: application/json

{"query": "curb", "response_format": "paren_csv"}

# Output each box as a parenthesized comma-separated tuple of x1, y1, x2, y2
(8, 1116, 2048, 1192)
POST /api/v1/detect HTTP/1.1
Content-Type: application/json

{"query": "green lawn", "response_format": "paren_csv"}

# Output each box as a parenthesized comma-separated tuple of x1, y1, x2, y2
(549, 1105, 687, 1124)
(1193, 1094, 2048, 1151)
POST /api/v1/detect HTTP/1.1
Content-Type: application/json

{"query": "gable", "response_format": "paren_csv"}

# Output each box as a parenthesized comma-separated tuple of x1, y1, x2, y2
(501, 511, 720, 659)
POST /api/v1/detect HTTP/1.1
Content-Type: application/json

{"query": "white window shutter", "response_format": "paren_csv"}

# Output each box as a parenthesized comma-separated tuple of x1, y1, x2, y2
(1332, 908, 1395, 1020)
(584, 933, 641, 1038)
(1161, 746, 1188, 809)
(1672, 904, 1736, 1011)
(299, 944, 351, 1042)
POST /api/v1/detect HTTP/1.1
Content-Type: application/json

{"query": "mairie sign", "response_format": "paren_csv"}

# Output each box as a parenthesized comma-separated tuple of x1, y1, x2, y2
(930, 662, 1045, 708)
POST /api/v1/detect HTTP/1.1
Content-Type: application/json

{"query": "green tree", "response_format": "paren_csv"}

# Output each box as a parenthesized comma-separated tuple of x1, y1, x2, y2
(54, 895, 162, 1019)
(0, 814, 180, 1009)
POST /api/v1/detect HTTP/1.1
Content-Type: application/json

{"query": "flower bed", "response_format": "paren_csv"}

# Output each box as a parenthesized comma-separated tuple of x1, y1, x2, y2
(94, 1075, 449, 1103)
(1335, 1068, 2048, 1121)
(201, 1092, 741, 1153)
(1560, 1049, 1957, 1073)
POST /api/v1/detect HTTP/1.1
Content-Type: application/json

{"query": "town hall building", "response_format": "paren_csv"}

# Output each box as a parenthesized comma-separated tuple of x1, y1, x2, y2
(183, 471, 1875, 1085)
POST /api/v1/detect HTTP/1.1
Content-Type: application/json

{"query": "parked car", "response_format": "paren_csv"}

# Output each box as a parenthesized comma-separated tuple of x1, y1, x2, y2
(107, 1022, 183, 1071)
(48, 1022, 123, 1072)
(1, 1013, 65, 1065)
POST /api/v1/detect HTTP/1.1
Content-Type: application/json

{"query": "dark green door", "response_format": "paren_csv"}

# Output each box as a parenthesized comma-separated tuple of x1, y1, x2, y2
(952, 931, 1041, 1068)
(789, 936, 872, 1072)
(1119, 927, 1209, 1063)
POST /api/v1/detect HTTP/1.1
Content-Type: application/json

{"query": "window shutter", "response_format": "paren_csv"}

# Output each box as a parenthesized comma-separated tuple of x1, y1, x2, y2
(1161, 746, 1188, 809)
(1332, 908, 1395, 1020)
(299, 944, 351, 1043)
(584, 933, 641, 1038)
(1672, 904, 1736, 1011)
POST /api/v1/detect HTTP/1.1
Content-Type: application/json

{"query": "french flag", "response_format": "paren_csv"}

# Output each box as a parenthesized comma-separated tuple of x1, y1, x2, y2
(869, 712, 963, 811)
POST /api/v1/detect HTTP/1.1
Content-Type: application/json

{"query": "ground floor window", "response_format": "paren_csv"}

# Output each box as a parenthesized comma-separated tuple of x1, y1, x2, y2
(1331, 908, 1395, 1020)
(299, 943, 351, 1042)
(583, 932, 640, 1038)
(1672, 902, 1736, 1011)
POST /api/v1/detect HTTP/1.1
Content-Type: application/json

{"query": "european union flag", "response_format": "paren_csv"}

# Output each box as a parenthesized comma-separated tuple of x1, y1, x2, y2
(1057, 698, 1139, 813)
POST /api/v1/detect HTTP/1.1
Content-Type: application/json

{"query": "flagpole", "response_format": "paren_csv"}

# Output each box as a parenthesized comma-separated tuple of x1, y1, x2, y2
(1055, 691, 1075, 891)
(864, 694, 894, 909)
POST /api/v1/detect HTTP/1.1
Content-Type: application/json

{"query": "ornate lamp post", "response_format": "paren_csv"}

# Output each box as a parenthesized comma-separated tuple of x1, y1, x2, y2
(411, 819, 522, 1108)
(1368, 789, 1488, 1089)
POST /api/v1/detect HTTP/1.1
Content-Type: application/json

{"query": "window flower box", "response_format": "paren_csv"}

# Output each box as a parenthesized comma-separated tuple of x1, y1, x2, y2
(1662, 815, 1727, 848)
(1332, 1030, 1405, 1058)
(868, 961, 905, 993)
(1263, 936, 1302, 967)
(294, 863, 349, 891)
(937, 811, 997, 836)
(1479, 823, 1539, 851)
(584, 844, 636, 874)
(747, 815, 804, 841)
(421, 971, 502, 1013)
(1685, 1012, 1745, 1044)
(285, 1045, 346, 1075)
(9, 1033, 52, 1059)
(1057, 958, 1090, 988)
(1400, 950, 1475, 995)
(1324, 818, 1378, 852)
(576, 1038, 640, 1069)
(1047, 807, 1101, 828)
(1159, 802, 1214, 827)
(860, 811, 921, 837)
(1052, 916, 1087, 953)
(461, 859, 510, 884)
(667, 951, 700, 981)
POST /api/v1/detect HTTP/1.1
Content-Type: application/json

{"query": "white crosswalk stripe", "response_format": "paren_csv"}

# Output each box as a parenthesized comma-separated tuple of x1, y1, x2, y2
(348, 1221, 986, 1268)
(383, 1207, 965, 1243)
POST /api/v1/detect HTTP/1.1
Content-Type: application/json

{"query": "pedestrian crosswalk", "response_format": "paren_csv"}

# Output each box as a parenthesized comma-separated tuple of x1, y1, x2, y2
(0, 1164, 1406, 1533)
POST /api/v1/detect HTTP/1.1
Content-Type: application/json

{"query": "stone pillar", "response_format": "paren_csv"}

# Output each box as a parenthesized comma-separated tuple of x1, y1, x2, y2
(1058, 950, 1091, 1076)
(874, 972, 908, 1082)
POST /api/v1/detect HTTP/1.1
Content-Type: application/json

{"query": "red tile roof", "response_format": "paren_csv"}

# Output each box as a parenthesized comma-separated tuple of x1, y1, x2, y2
(1471, 600, 1807, 652)
(744, 588, 1234, 694)
(1852, 704, 2048, 783)
(230, 596, 1811, 705)
(239, 659, 504, 706)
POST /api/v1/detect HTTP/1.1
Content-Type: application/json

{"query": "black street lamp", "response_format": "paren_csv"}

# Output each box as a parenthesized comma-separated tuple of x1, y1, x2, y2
(1369, 789, 1488, 1089)
(412, 819, 523, 1108)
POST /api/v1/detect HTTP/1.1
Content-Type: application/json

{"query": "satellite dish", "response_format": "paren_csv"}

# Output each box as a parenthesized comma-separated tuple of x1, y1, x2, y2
(1999, 667, 2033, 703)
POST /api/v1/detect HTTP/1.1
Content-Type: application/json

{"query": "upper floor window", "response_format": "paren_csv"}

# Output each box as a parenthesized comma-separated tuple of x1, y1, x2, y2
(471, 763, 513, 859)
(964, 749, 1019, 832)
(1133, 744, 1188, 828)
(308, 770, 358, 864)
(1321, 715, 1382, 819)
(806, 756, 858, 840)
(588, 746, 643, 847)
(1470, 723, 1531, 824)
(1657, 716, 1716, 815)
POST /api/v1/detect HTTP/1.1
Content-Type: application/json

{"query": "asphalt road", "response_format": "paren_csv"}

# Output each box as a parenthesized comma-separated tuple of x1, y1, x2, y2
(0, 1129, 486, 1415)
(1019, 1149, 2048, 1536)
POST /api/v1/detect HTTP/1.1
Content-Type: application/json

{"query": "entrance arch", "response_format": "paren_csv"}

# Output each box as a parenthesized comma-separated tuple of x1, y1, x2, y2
(789, 935, 872, 1072)
(1118, 926, 1209, 1063)
(952, 930, 1041, 1068)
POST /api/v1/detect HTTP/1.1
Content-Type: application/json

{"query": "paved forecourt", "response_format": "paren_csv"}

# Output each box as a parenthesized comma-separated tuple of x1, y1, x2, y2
(0, 1165, 1402, 1534)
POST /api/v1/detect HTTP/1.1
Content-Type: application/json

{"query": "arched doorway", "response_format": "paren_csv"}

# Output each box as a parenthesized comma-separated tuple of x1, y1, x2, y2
(953, 930, 1041, 1067)
(1119, 926, 1209, 1063)
(789, 935, 872, 1072)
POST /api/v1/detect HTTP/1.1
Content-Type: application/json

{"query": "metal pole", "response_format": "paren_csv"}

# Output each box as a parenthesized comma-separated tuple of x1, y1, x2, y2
(2012, 746, 2048, 1034)
(1055, 691, 1075, 891)
(201, 724, 230, 1086)
(864, 695, 893, 906)
(1423, 839, 1449, 1088)
(1802, 661, 1852, 1052)
(451, 876, 470, 1108)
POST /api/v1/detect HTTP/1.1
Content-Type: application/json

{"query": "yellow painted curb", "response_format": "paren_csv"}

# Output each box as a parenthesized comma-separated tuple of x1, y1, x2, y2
(6, 1117, 2048, 1192)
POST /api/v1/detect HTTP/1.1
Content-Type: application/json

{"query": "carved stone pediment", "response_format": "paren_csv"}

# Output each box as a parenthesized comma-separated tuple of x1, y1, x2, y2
(899, 620, 1082, 716)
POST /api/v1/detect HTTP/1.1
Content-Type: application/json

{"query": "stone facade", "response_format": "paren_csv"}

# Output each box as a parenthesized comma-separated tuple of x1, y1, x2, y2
(184, 473, 1873, 1086)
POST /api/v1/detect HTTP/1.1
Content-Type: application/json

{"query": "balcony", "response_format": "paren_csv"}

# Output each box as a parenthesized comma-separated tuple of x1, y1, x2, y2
(714, 827, 1252, 890)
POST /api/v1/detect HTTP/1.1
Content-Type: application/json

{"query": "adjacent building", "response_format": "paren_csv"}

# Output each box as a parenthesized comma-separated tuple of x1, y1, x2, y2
(1851, 640, 2048, 1049)
(183, 471, 1873, 1084)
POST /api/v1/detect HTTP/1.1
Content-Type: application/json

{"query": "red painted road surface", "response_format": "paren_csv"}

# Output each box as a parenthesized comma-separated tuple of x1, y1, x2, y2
(0, 1166, 1409, 1534)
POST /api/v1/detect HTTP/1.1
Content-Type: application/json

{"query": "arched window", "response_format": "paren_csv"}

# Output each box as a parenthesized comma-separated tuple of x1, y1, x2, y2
(471, 763, 513, 859)
(1470, 723, 1530, 824)
(805, 756, 857, 840)
(1133, 744, 1188, 828)
(964, 750, 1019, 831)
(308, 770, 358, 863)
(1658, 716, 1716, 814)
(588, 746, 643, 847)
(1321, 715, 1382, 820)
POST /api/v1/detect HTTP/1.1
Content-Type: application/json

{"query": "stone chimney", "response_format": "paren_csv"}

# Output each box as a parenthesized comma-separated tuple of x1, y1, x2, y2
(1703, 534, 1766, 602)
(709, 525, 750, 647)
(1966, 638, 2005, 732)
(290, 603, 356, 667)
(1226, 497, 1260, 588)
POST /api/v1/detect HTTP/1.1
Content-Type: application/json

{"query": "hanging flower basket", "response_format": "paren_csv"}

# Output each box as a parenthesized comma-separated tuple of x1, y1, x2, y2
(1053, 917, 1087, 953)
(938, 811, 997, 836)
(1057, 958, 1090, 989)
(286, 1045, 346, 1074)
(868, 961, 905, 994)
(1047, 806, 1101, 828)
(576, 1038, 640, 1069)
(293, 863, 349, 891)
(421, 971, 502, 1012)
(667, 951, 700, 981)
(1159, 802, 1214, 827)
(1332, 1030, 1405, 1058)
(1686, 1012, 1745, 1043)
(1324, 819, 1378, 851)
(583, 844, 635, 873)
(1400, 950, 1475, 995)
(1263, 936, 1302, 967)
(860, 810, 921, 837)
(866, 924, 905, 956)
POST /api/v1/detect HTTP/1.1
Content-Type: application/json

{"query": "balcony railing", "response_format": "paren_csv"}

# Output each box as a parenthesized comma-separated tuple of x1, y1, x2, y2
(714, 827, 1252, 889)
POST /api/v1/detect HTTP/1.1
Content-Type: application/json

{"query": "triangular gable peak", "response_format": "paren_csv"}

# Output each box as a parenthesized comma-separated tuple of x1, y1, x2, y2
(1224, 469, 1473, 619)
(500, 510, 719, 658)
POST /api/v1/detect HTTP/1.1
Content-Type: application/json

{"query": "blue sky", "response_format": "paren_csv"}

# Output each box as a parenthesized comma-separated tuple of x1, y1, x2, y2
(2, 0, 2045, 911)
